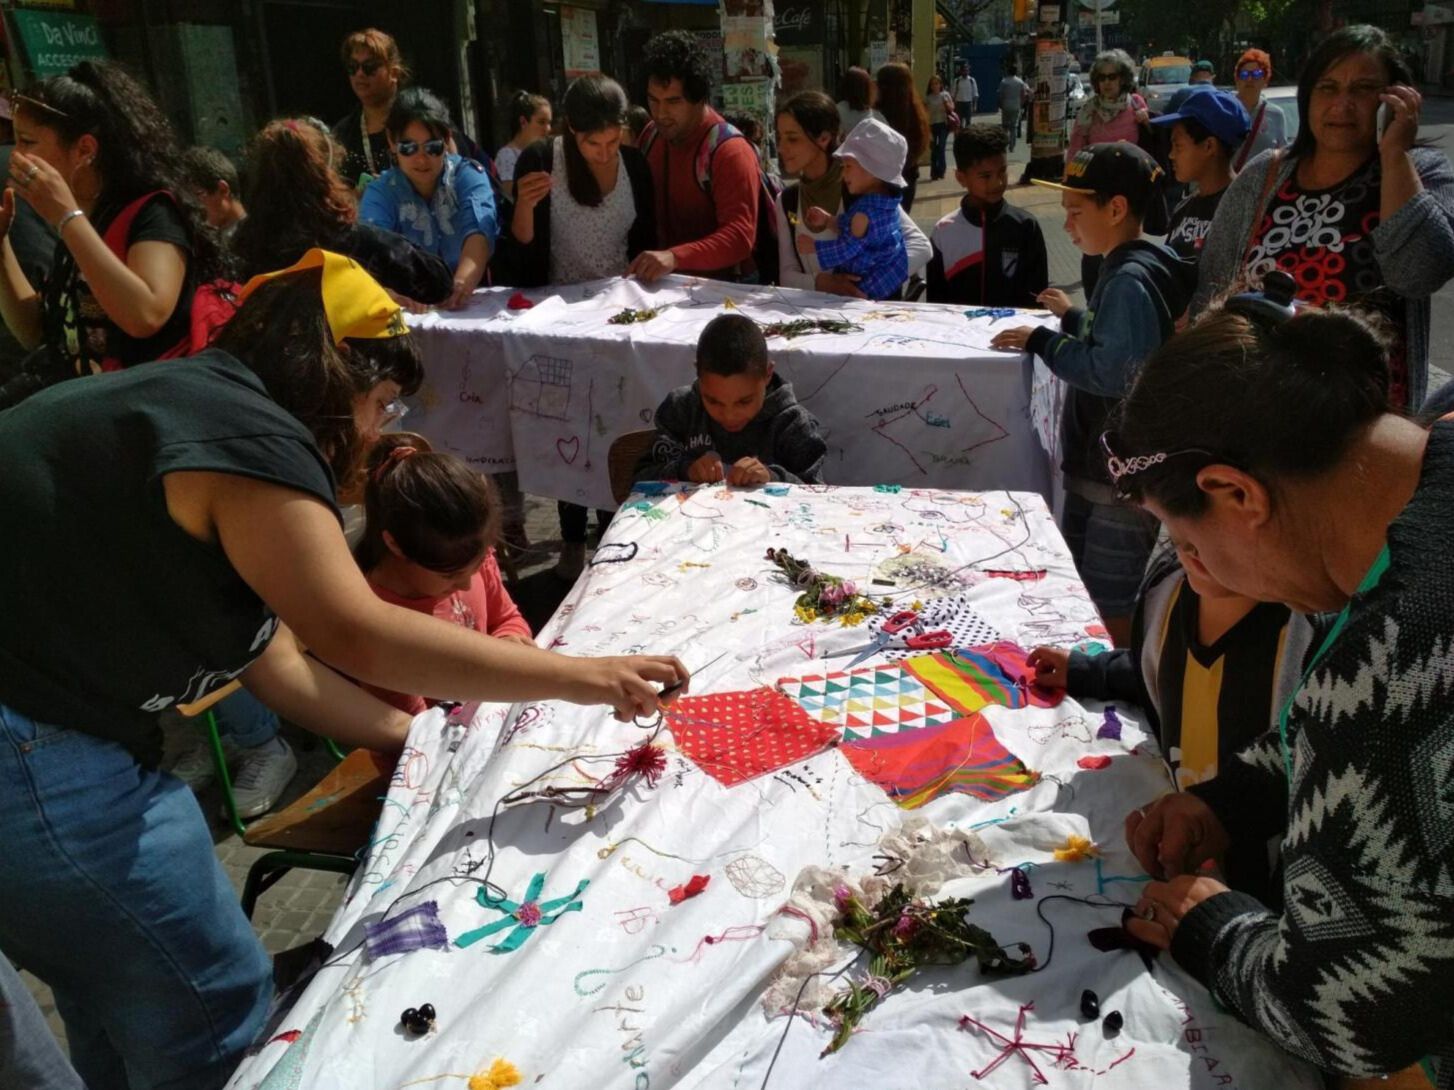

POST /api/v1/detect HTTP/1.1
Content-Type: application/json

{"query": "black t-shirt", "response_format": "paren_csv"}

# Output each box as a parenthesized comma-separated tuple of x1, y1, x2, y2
(0, 349, 338, 765)
(41, 193, 193, 376)
(1164, 188, 1226, 262)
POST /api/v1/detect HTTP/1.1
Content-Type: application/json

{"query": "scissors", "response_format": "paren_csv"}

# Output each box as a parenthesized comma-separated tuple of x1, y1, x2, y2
(838, 611, 952, 669)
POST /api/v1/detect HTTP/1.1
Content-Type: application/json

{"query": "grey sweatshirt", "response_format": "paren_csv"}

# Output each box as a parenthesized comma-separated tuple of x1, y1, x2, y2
(1192, 146, 1454, 407)
(634, 373, 827, 485)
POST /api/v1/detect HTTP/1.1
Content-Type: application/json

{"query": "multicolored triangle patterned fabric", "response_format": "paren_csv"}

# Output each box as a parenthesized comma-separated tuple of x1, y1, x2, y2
(840, 713, 1041, 809)
(775, 661, 971, 741)
(664, 687, 839, 786)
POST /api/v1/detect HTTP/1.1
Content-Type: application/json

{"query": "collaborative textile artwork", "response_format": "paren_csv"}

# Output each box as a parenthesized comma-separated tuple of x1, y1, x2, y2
(664, 687, 839, 786)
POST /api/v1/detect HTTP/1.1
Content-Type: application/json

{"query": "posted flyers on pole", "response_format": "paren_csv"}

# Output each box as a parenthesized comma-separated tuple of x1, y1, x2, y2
(1030, 35, 1069, 174)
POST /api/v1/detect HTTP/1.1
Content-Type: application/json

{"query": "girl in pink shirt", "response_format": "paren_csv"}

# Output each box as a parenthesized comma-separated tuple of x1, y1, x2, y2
(356, 433, 533, 714)
(1068, 49, 1150, 157)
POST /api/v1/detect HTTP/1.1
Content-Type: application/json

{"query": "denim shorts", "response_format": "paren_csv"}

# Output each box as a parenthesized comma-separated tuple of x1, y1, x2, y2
(0, 703, 271, 1090)
(1060, 490, 1160, 619)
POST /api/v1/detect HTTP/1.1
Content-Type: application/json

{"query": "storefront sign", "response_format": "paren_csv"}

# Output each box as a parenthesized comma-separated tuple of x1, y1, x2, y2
(8, 9, 106, 78)
(560, 6, 600, 78)
(775, 0, 823, 46)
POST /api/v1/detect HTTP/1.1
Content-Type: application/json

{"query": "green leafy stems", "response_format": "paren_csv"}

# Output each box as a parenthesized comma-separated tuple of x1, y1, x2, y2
(820, 882, 1034, 1056)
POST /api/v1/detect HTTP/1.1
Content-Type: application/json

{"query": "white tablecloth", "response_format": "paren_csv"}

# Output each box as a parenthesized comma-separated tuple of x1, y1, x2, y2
(228, 486, 1314, 1090)
(405, 277, 1061, 510)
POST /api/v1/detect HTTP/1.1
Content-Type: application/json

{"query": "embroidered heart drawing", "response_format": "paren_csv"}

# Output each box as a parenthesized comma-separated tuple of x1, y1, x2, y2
(556, 436, 580, 464)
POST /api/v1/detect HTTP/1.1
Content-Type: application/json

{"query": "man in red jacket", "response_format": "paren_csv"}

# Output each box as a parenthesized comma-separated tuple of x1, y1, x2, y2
(628, 30, 760, 283)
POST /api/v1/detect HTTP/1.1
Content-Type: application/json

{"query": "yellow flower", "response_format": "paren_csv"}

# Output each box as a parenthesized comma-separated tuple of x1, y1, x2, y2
(469, 1059, 522, 1090)
(1053, 835, 1099, 863)
(795, 602, 818, 624)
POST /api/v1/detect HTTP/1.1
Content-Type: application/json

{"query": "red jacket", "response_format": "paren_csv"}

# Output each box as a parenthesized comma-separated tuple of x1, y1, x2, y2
(644, 107, 759, 276)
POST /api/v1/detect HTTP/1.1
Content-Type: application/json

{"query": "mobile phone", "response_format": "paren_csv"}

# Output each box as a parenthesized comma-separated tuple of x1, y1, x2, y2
(1376, 102, 1391, 142)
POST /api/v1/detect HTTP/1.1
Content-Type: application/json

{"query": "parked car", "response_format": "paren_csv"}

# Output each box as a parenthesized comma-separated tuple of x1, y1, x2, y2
(1262, 83, 1301, 142)
(1138, 53, 1193, 115)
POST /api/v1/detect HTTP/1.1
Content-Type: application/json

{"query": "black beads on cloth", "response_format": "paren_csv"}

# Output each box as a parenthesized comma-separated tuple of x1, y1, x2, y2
(1103, 1010, 1124, 1037)
(401, 1003, 436, 1035)
(1079, 989, 1099, 1020)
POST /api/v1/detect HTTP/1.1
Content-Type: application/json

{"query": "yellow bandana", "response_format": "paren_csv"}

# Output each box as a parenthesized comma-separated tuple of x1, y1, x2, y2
(236, 248, 407, 345)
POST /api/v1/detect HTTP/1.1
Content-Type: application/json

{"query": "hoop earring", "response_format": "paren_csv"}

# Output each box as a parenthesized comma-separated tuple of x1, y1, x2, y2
(69, 160, 100, 203)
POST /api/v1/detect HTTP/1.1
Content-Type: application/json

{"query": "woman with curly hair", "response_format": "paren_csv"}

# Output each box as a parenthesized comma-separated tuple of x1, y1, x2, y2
(1069, 48, 1149, 156)
(874, 62, 930, 210)
(231, 117, 451, 305)
(0, 60, 225, 405)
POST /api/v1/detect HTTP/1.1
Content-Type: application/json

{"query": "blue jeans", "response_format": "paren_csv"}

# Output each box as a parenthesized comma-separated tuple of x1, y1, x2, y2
(0, 704, 271, 1090)
(930, 121, 949, 179)
(0, 956, 83, 1089)
(212, 687, 279, 749)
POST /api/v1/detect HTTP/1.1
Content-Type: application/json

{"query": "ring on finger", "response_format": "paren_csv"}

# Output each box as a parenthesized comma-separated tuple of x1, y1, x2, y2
(1138, 903, 1157, 921)
(24, 166, 38, 181)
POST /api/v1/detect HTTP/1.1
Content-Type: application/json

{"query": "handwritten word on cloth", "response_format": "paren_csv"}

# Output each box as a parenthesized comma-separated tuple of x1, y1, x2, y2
(664, 687, 838, 786)
(841, 712, 1040, 808)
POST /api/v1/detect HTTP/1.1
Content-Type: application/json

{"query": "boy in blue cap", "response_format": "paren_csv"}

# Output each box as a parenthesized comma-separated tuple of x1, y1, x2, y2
(1150, 89, 1250, 264)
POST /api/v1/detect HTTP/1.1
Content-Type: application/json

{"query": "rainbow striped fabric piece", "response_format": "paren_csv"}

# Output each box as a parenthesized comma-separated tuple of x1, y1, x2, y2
(902, 642, 1064, 714)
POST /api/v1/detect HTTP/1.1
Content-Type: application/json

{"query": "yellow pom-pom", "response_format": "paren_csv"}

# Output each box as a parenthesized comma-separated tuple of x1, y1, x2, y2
(469, 1059, 522, 1090)
(1053, 835, 1099, 863)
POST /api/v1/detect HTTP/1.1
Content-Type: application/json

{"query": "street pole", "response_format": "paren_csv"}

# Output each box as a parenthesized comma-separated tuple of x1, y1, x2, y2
(1095, 0, 1103, 55)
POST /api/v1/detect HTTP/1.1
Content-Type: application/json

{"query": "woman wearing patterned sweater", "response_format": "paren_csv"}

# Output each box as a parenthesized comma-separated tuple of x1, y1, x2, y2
(1106, 301, 1454, 1085)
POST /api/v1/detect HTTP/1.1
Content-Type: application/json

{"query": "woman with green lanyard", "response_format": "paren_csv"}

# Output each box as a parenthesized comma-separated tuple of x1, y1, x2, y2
(1102, 292, 1454, 1085)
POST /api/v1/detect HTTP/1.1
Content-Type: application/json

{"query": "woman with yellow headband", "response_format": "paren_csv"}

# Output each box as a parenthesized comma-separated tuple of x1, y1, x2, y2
(0, 250, 688, 1090)
(0, 61, 224, 406)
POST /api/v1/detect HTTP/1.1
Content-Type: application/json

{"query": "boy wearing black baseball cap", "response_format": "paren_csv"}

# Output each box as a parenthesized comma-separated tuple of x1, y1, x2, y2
(1150, 89, 1250, 263)
(991, 142, 1190, 645)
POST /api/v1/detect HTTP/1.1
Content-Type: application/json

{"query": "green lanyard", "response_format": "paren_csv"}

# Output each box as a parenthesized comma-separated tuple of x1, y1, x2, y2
(1276, 545, 1391, 783)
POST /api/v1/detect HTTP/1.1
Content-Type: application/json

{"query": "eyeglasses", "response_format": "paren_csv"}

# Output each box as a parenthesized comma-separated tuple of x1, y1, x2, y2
(381, 399, 409, 427)
(1236, 68, 1267, 80)
(1092, 72, 1118, 83)
(344, 59, 384, 77)
(1099, 431, 1218, 498)
(397, 138, 446, 158)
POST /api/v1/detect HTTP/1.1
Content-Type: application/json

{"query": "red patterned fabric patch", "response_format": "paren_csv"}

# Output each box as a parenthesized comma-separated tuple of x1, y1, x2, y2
(665, 688, 838, 786)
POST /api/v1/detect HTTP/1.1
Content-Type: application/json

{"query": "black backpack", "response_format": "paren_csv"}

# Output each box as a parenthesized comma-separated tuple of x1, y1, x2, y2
(640, 119, 782, 283)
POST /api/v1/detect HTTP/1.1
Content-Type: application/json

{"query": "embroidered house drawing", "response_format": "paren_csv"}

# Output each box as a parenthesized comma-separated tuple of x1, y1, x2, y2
(510, 355, 574, 421)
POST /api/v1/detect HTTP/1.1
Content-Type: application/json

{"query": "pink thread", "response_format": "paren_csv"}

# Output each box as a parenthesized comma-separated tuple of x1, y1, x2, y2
(958, 1003, 1077, 1084)
(514, 901, 542, 927)
(778, 905, 819, 945)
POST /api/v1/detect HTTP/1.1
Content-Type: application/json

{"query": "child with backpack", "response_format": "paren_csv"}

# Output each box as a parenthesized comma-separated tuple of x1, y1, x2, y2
(354, 433, 534, 715)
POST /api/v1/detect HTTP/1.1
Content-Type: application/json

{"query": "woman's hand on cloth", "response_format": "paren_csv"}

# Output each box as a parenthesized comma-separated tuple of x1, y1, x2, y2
(1125, 791, 1230, 880)
(1379, 84, 1422, 158)
(1124, 873, 1231, 950)
(625, 249, 678, 282)
(570, 654, 691, 722)
(9, 150, 78, 226)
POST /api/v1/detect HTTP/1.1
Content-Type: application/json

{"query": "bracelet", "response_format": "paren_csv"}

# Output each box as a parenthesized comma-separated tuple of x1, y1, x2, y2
(55, 209, 85, 235)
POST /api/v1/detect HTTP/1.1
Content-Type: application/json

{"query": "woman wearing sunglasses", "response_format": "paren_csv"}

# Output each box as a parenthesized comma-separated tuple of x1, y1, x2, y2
(360, 87, 498, 310)
(330, 27, 408, 189)
(1230, 48, 1288, 171)
(1068, 48, 1149, 158)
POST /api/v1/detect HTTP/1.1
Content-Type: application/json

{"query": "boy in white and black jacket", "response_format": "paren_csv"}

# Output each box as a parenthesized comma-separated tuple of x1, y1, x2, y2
(927, 125, 1048, 307)
(634, 314, 826, 486)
